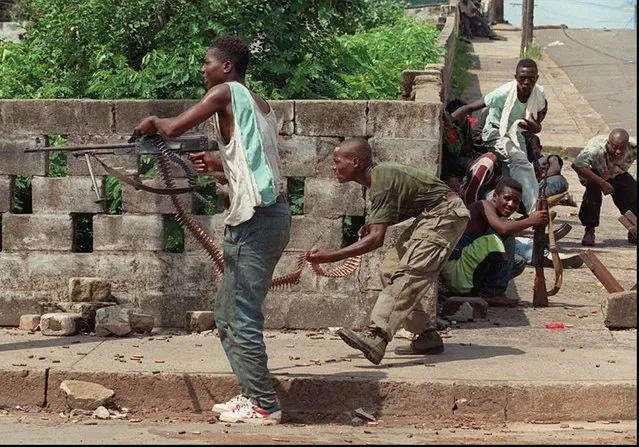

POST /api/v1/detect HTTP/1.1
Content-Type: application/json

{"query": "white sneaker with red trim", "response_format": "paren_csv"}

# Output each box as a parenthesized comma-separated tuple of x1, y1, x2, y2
(212, 394, 252, 414)
(218, 400, 282, 425)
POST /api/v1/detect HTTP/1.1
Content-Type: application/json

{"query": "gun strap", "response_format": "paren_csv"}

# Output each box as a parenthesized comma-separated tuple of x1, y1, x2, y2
(92, 155, 198, 195)
(546, 211, 563, 296)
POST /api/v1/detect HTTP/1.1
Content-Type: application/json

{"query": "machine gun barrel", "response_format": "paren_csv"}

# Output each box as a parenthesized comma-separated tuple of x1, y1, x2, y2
(24, 135, 216, 155)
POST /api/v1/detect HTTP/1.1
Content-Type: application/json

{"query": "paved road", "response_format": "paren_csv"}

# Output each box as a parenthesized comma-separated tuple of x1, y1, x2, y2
(0, 412, 635, 445)
(535, 28, 637, 135)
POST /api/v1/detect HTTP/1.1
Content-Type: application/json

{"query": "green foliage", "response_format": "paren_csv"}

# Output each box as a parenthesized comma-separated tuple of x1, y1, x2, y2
(12, 175, 32, 213)
(0, 0, 443, 100)
(105, 176, 122, 215)
(451, 40, 473, 97)
(521, 41, 543, 61)
(194, 176, 218, 215)
(342, 216, 366, 247)
(287, 178, 305, 216)
(165, 216, 184, 253)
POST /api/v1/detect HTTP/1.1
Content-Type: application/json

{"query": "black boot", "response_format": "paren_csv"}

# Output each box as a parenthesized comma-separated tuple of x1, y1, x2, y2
(394, 330, 444, 356)
(336, 327, 388, 365)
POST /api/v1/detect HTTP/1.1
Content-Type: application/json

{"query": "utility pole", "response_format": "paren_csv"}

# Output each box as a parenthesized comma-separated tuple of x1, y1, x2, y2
(488, 0, 504, 24)
(520, 0, 534, 56)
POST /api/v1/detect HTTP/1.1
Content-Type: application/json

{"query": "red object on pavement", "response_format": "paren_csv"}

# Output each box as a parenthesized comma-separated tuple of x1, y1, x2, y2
(545, 323, 566, 329)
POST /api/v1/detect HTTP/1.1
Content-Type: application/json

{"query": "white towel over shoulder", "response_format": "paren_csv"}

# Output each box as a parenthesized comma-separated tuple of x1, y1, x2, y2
(499, 80, 544, 148)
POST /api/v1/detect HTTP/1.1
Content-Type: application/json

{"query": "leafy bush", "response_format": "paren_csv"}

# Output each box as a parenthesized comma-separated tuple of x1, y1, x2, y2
(1, 0, 425, 100)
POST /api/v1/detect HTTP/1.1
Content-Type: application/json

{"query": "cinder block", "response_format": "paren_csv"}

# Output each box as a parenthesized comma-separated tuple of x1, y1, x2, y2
(0, 175, 11, 212)
(136, 291, 216, 328)
(303, 178, 365, 218)
(1, 100, 113, 135)
(289, 216, 343, 251)
(2, 214, 73, 251)
(367, 101, 441, 139)
(93, 215, 165, 251)
(278, 135, 321, 177)
(441, 296, 489, 321)
(0, 136, 47, 175)
(263, 291, 377, 329)
(183, 214, 226, 253)
(311, 137, 342, 178)
(66, 135, 138, 177)
(185, 311, 215, 333)
(113, 100, 198, 134)
(19, 314, 41, 331)
(295, 100, 367, 137)
(31, 177, 104, 213)
(130, 313, 155, 334)
(122, 178, 193, 214)
(40, 312, 83, 336)
(271, 100, 295, 135)
(369, 137, 441, 176)
(69, 277, 112, 302)
(602, 291, 637, 329)
(41, 301, 116, 331)
(0, 291, 48, 326)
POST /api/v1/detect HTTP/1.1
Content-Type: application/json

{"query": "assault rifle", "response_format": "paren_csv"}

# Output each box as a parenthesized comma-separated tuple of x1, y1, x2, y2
(532, 163, 563, 307)
(24, 134, 220, 206)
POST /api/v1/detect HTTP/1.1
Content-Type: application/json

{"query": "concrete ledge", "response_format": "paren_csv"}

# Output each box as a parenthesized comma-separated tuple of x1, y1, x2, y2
(1, 369, 633, 424)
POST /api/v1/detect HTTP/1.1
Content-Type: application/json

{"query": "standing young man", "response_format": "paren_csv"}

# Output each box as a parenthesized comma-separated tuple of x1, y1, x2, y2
(450, 59, 546, 215)
(306, 138, 469, 365)
(133, 35, 290, 425)
(571, 128, 637, 246)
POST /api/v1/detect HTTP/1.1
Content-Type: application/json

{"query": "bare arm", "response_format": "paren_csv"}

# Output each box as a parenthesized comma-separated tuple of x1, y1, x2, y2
(482, 201, 548, 236)
(572, 164, 614, 195)
(545, 155, 561, 177)
(134, 85, 231, 138)
(306, 223, 387, 264)
(450, 98, 486, 125)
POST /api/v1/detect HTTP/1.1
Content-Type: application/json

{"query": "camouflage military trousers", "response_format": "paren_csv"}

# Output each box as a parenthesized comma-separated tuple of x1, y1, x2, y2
(370, 196, 470, 340)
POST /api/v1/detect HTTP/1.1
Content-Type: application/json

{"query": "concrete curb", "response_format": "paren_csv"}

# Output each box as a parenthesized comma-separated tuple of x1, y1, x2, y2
(1, 369, 635, 424)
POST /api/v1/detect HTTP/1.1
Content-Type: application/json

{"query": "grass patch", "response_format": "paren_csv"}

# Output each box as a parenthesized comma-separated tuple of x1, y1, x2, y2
(521, 41, 543, 60)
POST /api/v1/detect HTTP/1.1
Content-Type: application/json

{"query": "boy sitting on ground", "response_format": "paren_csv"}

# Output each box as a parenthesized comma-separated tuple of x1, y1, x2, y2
(439, 178, 548, 307)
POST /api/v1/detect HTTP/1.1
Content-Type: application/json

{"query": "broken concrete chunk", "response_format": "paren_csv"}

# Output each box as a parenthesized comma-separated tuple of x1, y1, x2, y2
(129, 313, 155, 334)
(93, 406, 110, 419)
(40, 313, 82, 336)
(19, 314, 41, 331)
(601, 290, 637, 329)
(41, 302, 117, 331)
(441, 296, 488, 321)
(354, 407, 376, 422)
(94, 305, 135, 337)
(69, 278, 113, 302)
(60, 380, 115, 411)
(185, 311, 216, 334)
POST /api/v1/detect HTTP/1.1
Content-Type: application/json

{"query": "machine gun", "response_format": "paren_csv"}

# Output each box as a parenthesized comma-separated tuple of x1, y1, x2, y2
(24, 134, 220, 206)
(532, 163, 563, 307)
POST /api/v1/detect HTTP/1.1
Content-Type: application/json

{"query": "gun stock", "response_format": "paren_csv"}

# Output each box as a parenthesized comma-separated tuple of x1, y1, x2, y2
(532, 164, 550, 307)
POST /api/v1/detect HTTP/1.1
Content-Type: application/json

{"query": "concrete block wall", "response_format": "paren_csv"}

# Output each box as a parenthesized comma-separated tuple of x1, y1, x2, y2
(0, 98, 442, 329)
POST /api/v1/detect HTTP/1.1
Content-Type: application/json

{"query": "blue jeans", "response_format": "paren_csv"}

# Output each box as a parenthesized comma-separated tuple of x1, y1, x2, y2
(542, 175, 569, 197)
(215, 201, 291, 410)
(472, 235, 526, 295)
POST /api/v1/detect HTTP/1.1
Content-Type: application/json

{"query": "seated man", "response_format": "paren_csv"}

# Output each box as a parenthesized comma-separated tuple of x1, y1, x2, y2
(571, 128, 637, 246)
(451, 59, 547, 216)
(524, 132, 573, 202)
(442, 99, 483, 178)
(440, 178, 548, 307)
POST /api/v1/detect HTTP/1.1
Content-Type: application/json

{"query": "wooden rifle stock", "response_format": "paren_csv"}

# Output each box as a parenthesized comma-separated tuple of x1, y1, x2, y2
(532, 164, 549, 307)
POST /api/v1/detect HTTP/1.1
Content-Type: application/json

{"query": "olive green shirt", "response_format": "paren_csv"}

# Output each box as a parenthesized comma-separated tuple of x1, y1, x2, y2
(367, 163, 452, 225)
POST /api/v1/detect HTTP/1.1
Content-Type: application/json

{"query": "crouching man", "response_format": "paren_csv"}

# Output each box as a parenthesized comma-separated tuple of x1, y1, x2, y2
(439, 178, 548, 307)
(306, 138, 469, 364)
